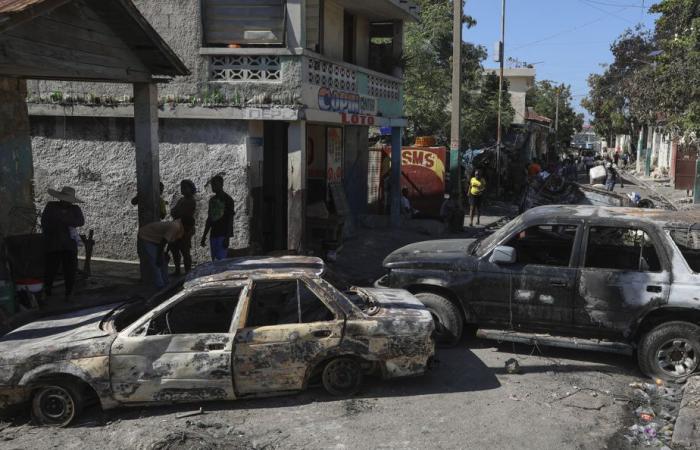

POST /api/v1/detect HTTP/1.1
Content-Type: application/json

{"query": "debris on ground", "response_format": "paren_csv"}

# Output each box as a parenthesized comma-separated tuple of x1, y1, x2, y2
(176, 407, 204, 419)
(504, 358, 521, 374)
(623, 379, 683, 447)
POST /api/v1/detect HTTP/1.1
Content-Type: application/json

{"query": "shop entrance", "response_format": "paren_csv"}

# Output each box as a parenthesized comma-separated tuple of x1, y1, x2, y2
(262, 122, 288, 252)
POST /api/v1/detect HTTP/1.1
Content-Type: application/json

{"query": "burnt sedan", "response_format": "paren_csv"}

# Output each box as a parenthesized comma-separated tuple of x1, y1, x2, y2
(378, 205, 700, 382)
(0, 256, 434, 426)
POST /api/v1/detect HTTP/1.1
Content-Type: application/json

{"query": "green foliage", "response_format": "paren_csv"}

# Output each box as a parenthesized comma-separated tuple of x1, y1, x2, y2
(528, 81, 583, 150)
(403, 0, 512, 148)
(584, 1, 700, 141)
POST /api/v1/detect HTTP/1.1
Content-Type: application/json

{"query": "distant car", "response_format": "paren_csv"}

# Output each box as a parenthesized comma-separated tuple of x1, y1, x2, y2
(0, 257, 434, 427)
(377, 205, 700, 382)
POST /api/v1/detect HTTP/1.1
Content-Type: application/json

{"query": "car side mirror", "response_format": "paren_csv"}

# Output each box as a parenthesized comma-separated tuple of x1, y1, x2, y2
(489, 246, 516, 264)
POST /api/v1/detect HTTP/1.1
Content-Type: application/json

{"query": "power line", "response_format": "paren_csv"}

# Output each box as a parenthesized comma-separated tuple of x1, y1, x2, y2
(511, 5, 629, 50)
(578, 0, 637, 25)
(584, 0, 645, 7)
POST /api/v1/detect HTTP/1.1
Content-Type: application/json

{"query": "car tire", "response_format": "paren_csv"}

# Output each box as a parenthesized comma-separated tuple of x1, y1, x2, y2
(322, 357, 363, 396)
(31, 381, 84, 427)
(638, 321, 700, 382)
(414, 292, 463, 346)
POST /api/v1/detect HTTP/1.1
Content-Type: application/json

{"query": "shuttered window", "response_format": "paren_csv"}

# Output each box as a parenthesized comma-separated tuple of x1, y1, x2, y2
(202, 0, 286, 46)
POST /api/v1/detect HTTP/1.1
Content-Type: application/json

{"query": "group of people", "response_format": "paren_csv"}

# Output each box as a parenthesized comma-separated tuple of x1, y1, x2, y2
(40, 175, 236, 302)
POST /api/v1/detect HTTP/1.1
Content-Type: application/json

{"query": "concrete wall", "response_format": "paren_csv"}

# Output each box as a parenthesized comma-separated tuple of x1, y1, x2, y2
(323, 0, 344, 61)
(30, 116, 251, 262)
(0, 78, 35, 236)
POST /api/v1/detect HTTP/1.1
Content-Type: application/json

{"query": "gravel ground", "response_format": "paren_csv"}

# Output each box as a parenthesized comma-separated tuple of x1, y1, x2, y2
(0, 340, 646, 450)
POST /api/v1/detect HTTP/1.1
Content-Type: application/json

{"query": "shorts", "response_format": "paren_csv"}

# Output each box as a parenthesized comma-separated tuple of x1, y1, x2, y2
(469, 195, 483, 207)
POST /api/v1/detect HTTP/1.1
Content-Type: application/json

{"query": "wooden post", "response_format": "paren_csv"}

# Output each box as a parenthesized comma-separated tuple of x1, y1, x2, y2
(390, 127, 402, 227)
(287, 121, 306, 252)
(133, 83, 160, 227)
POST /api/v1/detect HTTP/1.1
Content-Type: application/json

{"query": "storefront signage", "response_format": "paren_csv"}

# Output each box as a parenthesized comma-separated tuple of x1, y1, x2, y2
(401, 149, 445, 182)
(340, 112, 375, 126)
(318, 87, 377, 115)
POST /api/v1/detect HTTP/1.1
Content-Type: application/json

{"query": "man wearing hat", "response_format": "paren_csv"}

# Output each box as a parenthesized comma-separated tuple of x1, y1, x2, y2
(41, 186, 85, 303)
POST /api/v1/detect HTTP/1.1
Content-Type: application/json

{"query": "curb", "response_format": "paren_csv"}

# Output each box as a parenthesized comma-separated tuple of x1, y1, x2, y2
(673, 376, 700, 448)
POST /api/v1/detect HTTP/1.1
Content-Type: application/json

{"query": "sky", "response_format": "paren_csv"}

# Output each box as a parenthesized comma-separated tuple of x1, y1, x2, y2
(462, 0, 659, 121)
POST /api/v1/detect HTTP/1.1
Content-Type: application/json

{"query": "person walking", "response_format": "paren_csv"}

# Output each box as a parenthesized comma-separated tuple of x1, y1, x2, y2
(200, 175, 235, 261)
(138, 217, 194, 290)
(605, 162, 619, 192)
(41, 186, 85, 303)
(169, 180, 197, 275)
(468, 169, 486, 227)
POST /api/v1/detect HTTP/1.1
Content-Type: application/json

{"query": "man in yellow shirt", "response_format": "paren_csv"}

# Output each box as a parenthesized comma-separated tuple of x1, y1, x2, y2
(468, 169, 486, 227)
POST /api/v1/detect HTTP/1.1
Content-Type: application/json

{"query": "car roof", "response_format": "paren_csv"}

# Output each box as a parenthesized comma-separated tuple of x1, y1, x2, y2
(522, 205, 699, 228)
(184, 256, 325, 288)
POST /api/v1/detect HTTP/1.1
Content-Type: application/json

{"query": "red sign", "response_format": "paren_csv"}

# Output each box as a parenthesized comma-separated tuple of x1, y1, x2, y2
(341, 112, 375, 126)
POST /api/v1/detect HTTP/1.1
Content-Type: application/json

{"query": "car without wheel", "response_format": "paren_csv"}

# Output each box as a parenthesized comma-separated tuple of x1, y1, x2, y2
(377, 205, 700, 382)
(0, 256, 434, 426)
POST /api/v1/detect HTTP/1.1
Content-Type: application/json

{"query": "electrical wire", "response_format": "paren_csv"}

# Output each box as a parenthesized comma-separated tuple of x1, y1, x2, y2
(578, 0, 638, 25)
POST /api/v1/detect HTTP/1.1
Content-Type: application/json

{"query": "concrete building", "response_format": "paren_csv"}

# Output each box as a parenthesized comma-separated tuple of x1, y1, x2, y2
(485, 67, 536, 125)
(25, 0, 418, 261)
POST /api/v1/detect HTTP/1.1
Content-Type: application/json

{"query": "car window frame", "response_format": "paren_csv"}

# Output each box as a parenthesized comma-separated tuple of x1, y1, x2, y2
(580, 222, 669, 273)
(123, 280, 248, 337)
(237, 275, 343, 330)
(484, 219, 584, 269)
(665, 227, 700, 275)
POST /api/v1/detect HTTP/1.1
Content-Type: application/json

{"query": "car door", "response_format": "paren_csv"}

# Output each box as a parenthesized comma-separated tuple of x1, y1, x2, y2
(478, 222, 581, 330)
(110, 282, 245, 403)
(232, 277, 344, 396)
(575, 224, 671, 338)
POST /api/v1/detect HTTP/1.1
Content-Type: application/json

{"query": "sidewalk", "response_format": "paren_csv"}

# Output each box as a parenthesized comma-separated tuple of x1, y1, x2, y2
(623, 170, 696, 210)
(673, 376, 700, 448)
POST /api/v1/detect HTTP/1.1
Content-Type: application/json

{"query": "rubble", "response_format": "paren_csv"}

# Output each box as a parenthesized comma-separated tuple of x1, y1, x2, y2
(623, 379, 684, 447)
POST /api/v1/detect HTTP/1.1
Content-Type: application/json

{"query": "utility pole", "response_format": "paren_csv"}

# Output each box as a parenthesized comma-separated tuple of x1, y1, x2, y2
(496, 0, 506, 196)
(554, 86, 560, 161)
(449, 0, 462, 209)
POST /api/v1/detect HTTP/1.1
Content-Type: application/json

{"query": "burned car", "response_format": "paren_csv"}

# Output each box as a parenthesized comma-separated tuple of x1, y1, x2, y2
(0, 256, 434, 426)
(378, 205, 700, 381)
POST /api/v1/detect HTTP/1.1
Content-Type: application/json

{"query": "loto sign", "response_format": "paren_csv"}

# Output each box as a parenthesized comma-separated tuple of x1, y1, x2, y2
(340, 112, 375, 125)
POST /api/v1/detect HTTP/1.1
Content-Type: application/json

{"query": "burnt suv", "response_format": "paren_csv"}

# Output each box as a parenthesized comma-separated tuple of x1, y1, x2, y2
(377, 205, 700, 381)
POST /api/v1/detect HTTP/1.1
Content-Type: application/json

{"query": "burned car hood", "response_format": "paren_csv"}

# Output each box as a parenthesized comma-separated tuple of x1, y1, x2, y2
(383, 239, 476, 268)
(0, 303, 119, 363)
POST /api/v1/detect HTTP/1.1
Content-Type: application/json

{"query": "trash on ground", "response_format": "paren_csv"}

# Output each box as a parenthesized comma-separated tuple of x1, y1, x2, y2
(176, 407, 204, 419)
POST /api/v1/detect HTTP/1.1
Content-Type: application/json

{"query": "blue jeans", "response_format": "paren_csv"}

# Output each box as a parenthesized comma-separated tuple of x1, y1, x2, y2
(210, 236, 228, 261)
(606, 179, 616, 191)
(138, 239, 168, 290)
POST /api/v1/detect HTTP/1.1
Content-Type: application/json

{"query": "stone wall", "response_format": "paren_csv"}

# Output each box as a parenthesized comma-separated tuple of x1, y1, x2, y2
(0, 78, 35, 237)
(30, 116, 251, 262)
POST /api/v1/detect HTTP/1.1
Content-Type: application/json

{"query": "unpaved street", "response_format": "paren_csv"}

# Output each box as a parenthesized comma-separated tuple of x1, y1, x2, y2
(0, 341, 642, 450)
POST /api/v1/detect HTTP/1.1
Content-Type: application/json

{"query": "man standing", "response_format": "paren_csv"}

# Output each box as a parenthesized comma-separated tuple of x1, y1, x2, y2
(42, 186, 85, 302)
(138, 217, 194, 290)
(605, 162, 619, 191)
(169, 179, 197, 275)
(200, 175, 235, 261)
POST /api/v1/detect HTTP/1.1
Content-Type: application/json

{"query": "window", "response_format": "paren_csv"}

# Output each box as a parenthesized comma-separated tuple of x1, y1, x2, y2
(505, 225, 578, 266)
(147, 288, 241, 335)
(202, 0, 285, 47)
(585, 227, 662, 272)
(668, 228, 700, 273)
(343, 12, 356, 64)
(246, 280, 335, 327)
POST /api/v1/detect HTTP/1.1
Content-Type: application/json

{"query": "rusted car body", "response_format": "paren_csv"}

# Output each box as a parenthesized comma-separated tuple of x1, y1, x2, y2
(378, 205, 700, 381)
(0, 256, 434, 425)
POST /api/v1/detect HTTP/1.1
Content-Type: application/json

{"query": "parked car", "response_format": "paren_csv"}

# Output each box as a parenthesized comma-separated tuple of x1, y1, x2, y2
(0, 256, 434, 426)
(377, 205, 700, 381)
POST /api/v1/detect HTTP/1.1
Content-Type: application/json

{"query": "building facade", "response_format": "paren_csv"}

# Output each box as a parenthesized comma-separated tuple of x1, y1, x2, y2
(26, 0, 417, 260)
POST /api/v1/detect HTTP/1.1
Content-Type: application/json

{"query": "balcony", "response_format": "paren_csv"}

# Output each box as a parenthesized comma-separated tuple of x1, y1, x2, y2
(200, 48, 404, 122)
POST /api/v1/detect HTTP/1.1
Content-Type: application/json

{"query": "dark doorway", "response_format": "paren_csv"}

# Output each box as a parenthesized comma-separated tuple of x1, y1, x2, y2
(263, 122, 288, 252)
(343, 12, 355, 64)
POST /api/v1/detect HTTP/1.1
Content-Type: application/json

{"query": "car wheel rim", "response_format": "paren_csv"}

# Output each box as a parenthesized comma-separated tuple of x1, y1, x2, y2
(656, 339, 699, 377)
(327, 360, 358, 391)
(39, 387, 74, 422)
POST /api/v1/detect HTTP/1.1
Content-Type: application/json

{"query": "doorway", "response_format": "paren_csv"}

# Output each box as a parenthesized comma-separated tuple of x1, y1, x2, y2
(262, 122, 288, 252)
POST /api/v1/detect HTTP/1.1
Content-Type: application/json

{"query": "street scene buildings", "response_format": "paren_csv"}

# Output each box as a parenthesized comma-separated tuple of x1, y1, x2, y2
(0, 0, 699, 449)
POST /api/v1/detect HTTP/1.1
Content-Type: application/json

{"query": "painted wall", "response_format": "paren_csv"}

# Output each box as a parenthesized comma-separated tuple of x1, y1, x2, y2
(0, 78, 35, 236)
(30, 116, 251, 262)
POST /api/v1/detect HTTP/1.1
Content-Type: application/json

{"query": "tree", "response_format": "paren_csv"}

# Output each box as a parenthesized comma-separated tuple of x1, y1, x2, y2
(403, 0, 512, 148)
(527, 81, 583, 151)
